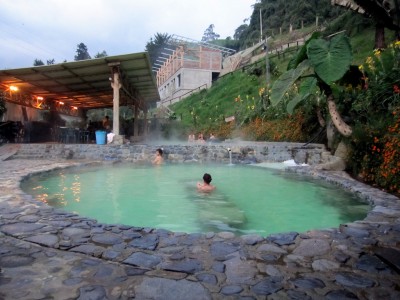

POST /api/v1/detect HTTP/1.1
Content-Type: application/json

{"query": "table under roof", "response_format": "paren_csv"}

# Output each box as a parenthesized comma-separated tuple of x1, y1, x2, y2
(0, 52, 160, 111)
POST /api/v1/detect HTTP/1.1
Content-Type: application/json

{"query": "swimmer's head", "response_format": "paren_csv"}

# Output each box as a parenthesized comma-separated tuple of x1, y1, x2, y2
(203, 173, 212, 184)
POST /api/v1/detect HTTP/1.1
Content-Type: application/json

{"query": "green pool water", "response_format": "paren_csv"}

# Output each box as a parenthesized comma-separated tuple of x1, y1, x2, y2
(22, 164, 370, 236)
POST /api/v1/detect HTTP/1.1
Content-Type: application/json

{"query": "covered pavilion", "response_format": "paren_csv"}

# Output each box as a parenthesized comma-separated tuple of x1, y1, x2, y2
(0, 52, 160, 143)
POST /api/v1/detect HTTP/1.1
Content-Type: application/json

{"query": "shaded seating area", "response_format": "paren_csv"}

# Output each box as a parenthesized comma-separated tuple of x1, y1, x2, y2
(0, 122, 93, 145)
(0, 52, 160, 145)
(0, 121, 24, 143)
(54, 127, 91, 144)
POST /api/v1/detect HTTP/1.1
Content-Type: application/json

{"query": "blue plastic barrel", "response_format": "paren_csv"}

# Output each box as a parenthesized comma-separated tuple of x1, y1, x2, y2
(95, 130, 106, 145)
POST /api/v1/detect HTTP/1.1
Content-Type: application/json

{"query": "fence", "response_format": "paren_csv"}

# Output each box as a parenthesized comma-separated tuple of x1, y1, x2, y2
(158, 83, 208, 107)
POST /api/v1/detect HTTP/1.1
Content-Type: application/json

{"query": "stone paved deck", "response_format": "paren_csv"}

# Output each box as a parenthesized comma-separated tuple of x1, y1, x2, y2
(0, 158, 400, 299)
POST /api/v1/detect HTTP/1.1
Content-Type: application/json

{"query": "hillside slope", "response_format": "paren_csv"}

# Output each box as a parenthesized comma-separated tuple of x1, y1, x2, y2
(167, 26, 387, 138)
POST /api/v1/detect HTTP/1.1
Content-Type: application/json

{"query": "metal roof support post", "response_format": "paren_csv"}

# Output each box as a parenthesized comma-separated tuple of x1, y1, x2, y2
(110, 65, 122, 139)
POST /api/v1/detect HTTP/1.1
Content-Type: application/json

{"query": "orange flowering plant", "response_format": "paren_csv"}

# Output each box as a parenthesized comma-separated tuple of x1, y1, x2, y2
(349, 41, 400, 194)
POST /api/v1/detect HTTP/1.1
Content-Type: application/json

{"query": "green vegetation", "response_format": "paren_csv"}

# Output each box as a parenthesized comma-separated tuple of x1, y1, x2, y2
(153, 1, 400, 194)
(166, 24, 399, 195)
(348, 41, 400, 194)
(235, 0, 342, 49)
(170, 26, 378, 134)
(0, 93, 7, 119)
(170, 71, 265, 129)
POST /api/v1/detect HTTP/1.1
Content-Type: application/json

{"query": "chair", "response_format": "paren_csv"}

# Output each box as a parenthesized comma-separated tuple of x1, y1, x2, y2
(58, 127, 67, 143)
(66, 128, 78, 143)
(79, 130, 90, 143)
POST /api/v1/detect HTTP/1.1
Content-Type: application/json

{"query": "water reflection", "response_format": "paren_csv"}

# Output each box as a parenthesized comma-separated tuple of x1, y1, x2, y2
(21, 164, 370, 236)
(186, 183, 247, 233)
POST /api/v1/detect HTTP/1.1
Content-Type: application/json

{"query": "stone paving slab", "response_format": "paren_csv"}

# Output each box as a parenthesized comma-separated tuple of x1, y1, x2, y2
(0, 144, 20, 161)
(0, 158, 400, 299)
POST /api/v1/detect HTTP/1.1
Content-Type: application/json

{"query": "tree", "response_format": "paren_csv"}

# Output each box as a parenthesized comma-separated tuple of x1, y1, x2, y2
(145, 33, 172, 68)
(46, 59, 55, 65)
(74, 43, 91, 61)
(332, 0, 400, 49)
(33, 59, 44, 66)
(0, 93, 7, 120)
(236, 0, 342, 50)
(94, 51, 108, 58)
(201, 24, 220, 42)
(234, 24, 249, 40)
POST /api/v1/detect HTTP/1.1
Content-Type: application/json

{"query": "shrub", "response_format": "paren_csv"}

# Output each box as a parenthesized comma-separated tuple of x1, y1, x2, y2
(348, 41, 400, 194)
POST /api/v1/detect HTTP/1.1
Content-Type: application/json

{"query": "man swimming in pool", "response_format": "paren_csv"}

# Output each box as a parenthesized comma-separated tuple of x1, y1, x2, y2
(197, 173, 216, 192)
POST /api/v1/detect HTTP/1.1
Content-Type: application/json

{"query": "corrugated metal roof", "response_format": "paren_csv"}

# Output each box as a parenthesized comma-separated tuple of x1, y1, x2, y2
(0, 52, 160, 110)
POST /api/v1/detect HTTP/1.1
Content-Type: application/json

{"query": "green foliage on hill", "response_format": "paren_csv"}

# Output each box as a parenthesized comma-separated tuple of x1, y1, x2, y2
(215, 1, 397, 54)
(161, 4, 400, 194)
(170, 24, 376, 130)
(170, 70, 267, 131)
(233, 0, 342, 50)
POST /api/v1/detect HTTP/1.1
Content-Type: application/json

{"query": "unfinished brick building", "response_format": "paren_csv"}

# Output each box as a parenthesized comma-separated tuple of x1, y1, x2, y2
(155, 35, 235, 107)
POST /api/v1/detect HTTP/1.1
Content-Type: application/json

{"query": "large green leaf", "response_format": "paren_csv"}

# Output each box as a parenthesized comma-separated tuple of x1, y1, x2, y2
(299, 77, 318, 97)
(287, 32, 322, 70)
(286, 77, 317, 114)
(287, 94, 309, 115)
(270, 60, 310, 106)
(307, 34, 352, 84)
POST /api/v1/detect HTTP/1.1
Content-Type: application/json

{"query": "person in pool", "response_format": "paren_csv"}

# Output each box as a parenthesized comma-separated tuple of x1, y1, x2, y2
(152, 148, 164, 165)
(197, 173, 216, 192)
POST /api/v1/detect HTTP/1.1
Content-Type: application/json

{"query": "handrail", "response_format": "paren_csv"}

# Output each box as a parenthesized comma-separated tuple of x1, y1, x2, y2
(219, 41, 302, 79)
(159, 83, 208, 106)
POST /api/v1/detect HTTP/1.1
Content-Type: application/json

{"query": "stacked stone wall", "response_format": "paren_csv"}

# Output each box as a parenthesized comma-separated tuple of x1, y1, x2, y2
(12, 142, 330, 165)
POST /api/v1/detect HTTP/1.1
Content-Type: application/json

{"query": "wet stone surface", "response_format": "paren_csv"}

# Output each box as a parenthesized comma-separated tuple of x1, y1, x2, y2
(0, 158, 400, 299)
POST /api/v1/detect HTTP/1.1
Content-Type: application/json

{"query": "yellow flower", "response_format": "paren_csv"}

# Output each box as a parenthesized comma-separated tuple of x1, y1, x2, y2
(373, 49, 381, 57)
(358, 65, 363, 71)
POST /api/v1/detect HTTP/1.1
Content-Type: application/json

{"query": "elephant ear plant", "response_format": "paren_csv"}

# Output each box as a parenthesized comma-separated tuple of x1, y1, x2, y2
(270, 33, 357, 137)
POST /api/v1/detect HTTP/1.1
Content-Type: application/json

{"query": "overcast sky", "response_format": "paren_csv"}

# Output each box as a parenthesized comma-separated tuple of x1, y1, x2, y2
(0, 0, 254, 69)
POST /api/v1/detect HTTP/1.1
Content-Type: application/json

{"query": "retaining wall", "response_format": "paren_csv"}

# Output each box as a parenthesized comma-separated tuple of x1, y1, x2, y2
(12, 142, 332, 165)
